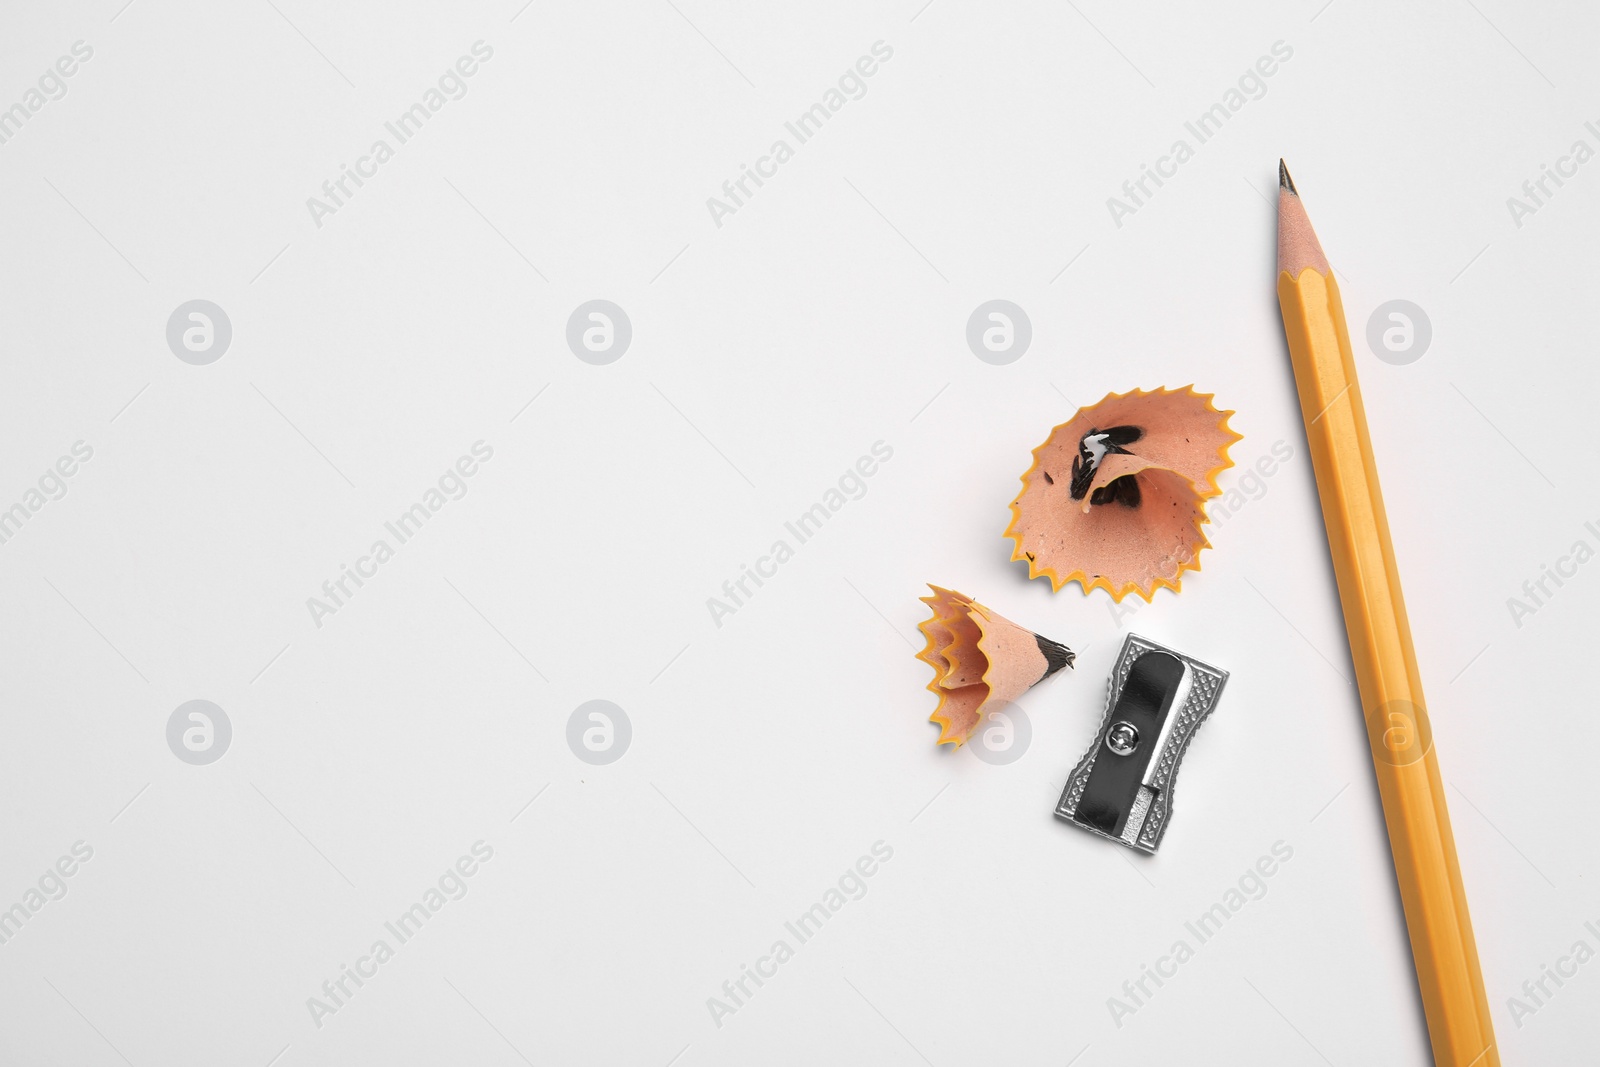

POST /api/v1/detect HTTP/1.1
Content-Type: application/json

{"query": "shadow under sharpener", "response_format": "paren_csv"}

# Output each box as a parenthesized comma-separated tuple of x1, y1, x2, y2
(1055, 634, 1228, 854)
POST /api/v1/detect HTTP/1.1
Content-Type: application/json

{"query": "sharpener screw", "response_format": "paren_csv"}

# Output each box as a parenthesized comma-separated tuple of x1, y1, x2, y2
(1106, 721, 1139, 756)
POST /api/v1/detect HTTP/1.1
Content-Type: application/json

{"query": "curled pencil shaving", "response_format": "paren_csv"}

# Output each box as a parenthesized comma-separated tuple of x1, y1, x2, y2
(917, 585, 1074, 747)
(1005, 386, 1240, 602)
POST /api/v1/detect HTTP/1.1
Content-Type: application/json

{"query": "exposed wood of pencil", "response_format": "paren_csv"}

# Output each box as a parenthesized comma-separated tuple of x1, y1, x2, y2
(1276, 161, 1498, 1067)
(1277, 160, 1329, 275)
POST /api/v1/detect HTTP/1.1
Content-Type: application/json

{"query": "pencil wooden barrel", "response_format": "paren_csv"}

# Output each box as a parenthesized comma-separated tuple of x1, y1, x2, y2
(1277, 263, 1498, 1067)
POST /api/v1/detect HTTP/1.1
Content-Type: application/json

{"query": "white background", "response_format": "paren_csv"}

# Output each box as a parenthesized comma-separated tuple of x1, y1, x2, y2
(1, 1, 1596, 1064)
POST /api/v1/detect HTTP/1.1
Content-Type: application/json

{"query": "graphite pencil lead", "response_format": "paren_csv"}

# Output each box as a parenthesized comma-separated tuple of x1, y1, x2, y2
(1278, 159, 1297, 195)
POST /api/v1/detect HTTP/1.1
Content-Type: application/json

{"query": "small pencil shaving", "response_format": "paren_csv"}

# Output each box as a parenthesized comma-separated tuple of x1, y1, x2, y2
(916, 585, 1073, 747)
(1005, 386, 1240, 602)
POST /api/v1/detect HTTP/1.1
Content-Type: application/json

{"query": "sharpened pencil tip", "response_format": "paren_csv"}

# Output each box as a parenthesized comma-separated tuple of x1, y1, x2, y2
(1277, 162, 1329, 276)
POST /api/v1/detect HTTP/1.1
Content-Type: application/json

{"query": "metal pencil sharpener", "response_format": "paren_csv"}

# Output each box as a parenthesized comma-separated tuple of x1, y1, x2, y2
(1055, 634, 1228, 854)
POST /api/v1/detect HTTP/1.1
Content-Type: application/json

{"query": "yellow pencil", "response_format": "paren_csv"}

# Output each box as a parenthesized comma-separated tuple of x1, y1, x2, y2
(1276, 161, 1497, 1067)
